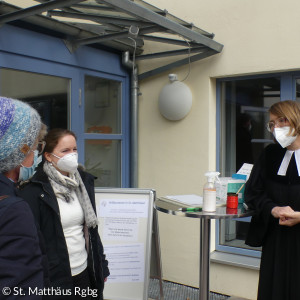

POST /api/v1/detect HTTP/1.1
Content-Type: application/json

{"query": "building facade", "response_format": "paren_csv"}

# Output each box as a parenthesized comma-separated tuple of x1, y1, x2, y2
(138, 0, 300, 299)
(3, 0, 300, 299)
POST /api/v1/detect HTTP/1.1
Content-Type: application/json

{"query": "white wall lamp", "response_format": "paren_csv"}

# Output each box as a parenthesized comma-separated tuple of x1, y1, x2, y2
(158, 74, 193, 121)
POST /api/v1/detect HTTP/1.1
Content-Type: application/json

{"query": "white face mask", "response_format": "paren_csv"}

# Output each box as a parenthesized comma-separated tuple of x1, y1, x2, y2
(51, 152, 78, 174)
(273, 126, 297, 148)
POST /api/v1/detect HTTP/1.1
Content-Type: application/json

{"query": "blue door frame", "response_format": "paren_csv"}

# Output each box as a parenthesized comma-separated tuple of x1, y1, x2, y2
(0, 24, 131, 187)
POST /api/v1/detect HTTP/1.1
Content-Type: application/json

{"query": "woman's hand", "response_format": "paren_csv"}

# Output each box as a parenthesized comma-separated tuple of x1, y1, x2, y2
(271, 206, 294, 219)
(271, 206, 300, 226)
(279, 211, 300, 227)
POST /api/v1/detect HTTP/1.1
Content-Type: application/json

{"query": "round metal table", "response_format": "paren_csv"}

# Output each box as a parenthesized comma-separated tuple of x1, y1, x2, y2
(154, 197, 253, 300)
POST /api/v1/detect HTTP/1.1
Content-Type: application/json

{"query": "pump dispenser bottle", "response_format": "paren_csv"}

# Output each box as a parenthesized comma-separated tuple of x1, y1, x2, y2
(202, 171, 220, 212)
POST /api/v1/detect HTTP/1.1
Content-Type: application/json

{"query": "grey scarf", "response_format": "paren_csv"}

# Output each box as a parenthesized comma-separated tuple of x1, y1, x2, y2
(43, 161, 98, 228)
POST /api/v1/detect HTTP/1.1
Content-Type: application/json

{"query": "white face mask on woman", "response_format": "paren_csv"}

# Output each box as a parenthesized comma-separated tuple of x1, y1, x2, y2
(273, 126, 297, 148)
(19, 150, 42, 181)
(51, 152, 78, 174)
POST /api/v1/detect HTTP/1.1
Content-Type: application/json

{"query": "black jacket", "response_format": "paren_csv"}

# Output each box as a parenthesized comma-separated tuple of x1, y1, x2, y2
(18, 166, 109, 300)
(0, 173, 43, 299)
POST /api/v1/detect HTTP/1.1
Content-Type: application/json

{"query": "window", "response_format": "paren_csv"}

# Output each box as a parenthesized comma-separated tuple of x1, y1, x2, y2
(220, 77, 280, 177)
(84, 75, 123, 187)
(0, 68, 70, 129)
(217, 73, 299, 257)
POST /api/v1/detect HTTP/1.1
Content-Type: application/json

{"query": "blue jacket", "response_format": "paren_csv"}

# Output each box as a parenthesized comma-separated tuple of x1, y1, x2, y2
(18, 166, 109, 300)
(0, 174, 43, 299)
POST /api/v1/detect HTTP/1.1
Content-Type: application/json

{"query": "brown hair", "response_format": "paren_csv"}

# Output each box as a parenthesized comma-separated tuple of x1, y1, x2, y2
(269, 100, 300, 135)
(44, 128, 77, 154)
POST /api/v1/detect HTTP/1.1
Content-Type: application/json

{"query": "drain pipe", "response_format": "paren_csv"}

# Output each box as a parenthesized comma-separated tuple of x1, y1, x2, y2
(122, 51, 139, 188)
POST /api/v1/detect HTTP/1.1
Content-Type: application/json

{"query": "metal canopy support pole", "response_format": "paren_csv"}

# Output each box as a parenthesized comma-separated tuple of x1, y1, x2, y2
(74, 25, 162, 47)
(135, 47, 205, 61)
(0, 0, 83, 23)
(141, 35, 201, 47)
(199, 218, 211, 300)
(48, 10, 153, 27)
(122, 51, 138, 188)
(138, 49, 217, 81)
(153, 209, 164, 300)
(98, 0, 223, 53)
(130, 65, 139, 188)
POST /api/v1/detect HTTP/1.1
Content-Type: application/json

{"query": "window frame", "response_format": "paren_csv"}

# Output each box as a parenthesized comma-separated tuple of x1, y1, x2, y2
(216, 72, 300, 257)
(78, 70, 131, 188)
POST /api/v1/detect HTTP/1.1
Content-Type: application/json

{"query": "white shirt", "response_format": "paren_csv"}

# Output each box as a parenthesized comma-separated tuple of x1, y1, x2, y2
(57, 190, 88, 276)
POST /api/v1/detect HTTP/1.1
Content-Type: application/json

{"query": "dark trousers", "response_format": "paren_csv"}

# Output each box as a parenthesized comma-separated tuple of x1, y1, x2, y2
(72, 268, 92, 300)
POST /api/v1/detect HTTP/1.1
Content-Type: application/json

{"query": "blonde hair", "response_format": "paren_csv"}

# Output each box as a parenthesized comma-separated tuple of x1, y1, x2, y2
(269, 100, 300, 135)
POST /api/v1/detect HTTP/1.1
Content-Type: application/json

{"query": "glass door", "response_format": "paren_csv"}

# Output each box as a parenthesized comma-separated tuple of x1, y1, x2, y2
(0, 68, 70, 129)
(83, 75, 126, 187)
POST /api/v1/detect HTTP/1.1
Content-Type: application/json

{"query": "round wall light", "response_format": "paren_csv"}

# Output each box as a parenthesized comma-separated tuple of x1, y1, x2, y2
(158, 74, 192, 121)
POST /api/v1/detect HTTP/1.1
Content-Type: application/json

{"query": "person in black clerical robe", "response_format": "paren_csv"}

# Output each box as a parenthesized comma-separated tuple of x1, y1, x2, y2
(245, 100, 300, 300)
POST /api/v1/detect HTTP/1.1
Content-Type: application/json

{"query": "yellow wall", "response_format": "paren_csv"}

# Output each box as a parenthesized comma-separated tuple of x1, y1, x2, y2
(138, 0, 300, 298)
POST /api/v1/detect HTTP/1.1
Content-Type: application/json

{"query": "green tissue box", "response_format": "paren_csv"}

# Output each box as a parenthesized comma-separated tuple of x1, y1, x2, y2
(216, 177, 246, 204)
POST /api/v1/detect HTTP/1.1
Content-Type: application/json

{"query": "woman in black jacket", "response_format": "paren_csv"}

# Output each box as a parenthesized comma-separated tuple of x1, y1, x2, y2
(0, 96, 44, 299)
(19, 128, 109, 300)
(245, 100, 300, 300)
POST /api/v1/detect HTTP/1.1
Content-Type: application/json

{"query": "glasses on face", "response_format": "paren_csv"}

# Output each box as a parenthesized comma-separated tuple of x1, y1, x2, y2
(37, 141, 46, 154)
(266, 117, 289, 132)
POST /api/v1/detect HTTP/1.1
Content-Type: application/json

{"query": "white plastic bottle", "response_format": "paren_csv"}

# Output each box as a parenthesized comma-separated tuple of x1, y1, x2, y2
(202, 171, 220, 212)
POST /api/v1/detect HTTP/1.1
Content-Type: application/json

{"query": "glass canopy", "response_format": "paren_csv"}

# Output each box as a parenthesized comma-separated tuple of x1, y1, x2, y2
(0, 0, 223, 79)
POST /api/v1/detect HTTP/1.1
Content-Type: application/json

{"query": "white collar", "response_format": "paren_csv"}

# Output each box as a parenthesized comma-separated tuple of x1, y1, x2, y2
(278, 149, 300, 176)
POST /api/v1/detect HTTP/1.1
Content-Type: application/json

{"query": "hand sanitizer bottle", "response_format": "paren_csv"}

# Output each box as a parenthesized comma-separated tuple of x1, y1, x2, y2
(202, 171, 220, 212)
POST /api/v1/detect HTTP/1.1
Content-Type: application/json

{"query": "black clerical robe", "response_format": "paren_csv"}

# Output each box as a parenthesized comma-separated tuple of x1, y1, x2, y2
(245, 143, 300, 300)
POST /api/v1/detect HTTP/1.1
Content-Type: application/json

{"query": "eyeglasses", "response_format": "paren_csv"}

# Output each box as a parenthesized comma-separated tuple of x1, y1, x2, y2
(37, 141, 46, 154)
(266, 117, 289, 132)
